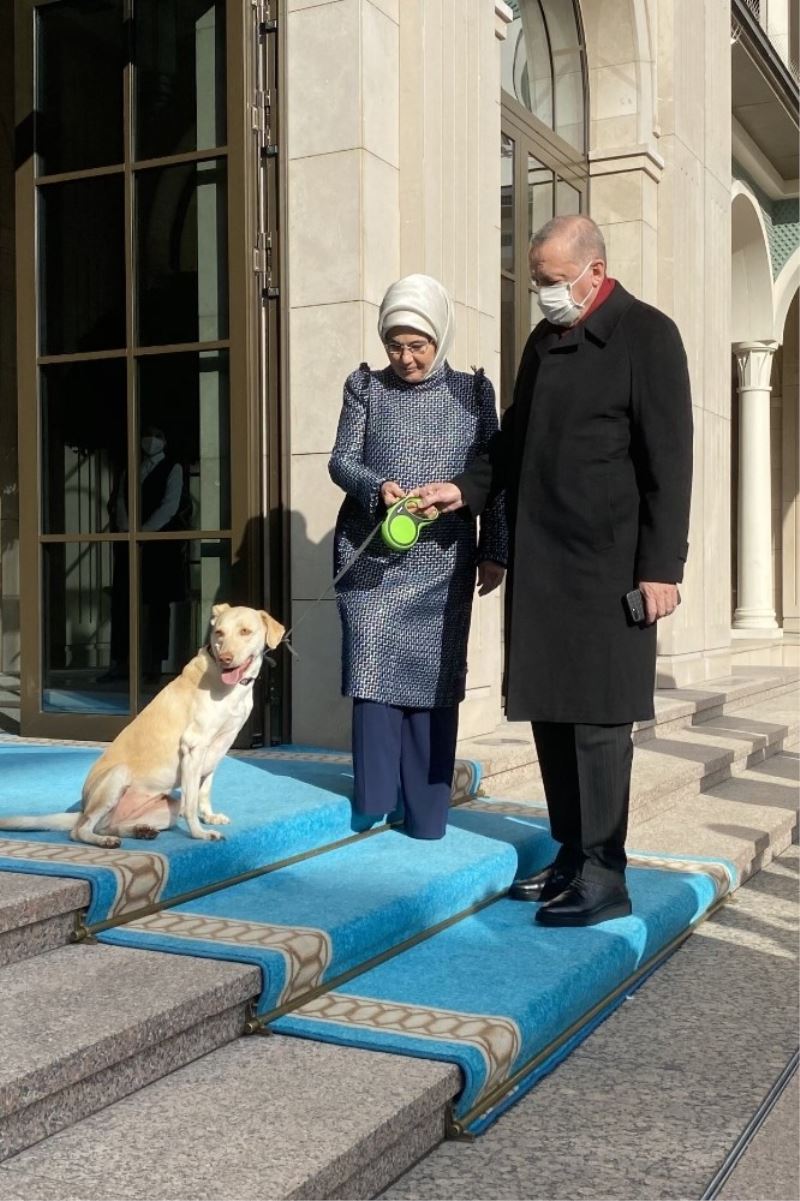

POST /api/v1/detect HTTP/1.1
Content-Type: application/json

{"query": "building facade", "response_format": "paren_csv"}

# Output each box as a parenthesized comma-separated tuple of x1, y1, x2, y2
(0, 0, 797, 747)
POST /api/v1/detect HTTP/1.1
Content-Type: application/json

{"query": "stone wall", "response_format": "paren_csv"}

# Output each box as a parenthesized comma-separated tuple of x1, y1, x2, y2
(286, 0, 505, 746)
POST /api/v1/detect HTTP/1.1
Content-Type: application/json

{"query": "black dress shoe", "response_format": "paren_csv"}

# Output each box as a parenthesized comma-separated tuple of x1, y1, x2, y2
(509, 862, 577, 903)
(535, 876, 631, 927)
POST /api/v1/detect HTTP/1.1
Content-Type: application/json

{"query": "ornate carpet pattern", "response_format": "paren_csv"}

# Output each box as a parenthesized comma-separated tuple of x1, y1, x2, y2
(0, 743, 736, 1132)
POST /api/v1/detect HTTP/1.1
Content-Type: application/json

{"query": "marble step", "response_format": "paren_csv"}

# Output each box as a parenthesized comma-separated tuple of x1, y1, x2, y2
(0, 943, 258, 1162)
(0, 873, 90, 968)
(460, 666, 799, 789)
(0, 1036, 459, 1201)
(469, 684, 800, 812)
(0, 763, 795, 1200)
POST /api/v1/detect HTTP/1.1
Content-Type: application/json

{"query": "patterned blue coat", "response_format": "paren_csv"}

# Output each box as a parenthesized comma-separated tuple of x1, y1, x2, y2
(329, 362, 508, 708)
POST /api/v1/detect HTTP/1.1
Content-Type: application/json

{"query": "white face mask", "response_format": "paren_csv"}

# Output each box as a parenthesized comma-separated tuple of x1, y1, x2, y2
(535, 261, 595, 327)
(141, 436, 165, 458)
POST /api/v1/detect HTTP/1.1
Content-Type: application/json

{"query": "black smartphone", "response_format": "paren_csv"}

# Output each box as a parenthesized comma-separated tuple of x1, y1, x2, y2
(624, 588, 646, 625)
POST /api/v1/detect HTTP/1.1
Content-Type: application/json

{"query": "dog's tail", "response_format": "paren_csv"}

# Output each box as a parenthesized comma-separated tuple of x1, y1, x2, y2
(0, 812, 77, 831)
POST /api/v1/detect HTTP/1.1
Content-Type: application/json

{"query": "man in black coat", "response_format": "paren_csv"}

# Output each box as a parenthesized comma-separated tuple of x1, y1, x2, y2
(418, 214, 693, 927)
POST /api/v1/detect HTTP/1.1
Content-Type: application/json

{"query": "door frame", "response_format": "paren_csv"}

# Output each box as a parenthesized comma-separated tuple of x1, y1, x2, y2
(15, 0, 287, 742)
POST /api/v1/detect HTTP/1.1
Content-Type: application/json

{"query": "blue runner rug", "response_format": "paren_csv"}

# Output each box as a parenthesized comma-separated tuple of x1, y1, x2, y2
(0, 748, 735, 1133)
(0, 744, 480, 924)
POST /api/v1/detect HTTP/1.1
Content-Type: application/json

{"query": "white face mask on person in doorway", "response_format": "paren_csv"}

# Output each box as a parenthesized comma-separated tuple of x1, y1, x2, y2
(141, 436, 165, 458)
(535, 260, 595, 327)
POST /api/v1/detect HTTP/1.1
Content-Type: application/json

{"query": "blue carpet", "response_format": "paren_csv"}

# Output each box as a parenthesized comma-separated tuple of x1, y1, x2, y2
(0, 745, 735, 1133)
(0, 745, 482, 925)
(274, 854, 736, 1132)
(100, 806, 558, 1009)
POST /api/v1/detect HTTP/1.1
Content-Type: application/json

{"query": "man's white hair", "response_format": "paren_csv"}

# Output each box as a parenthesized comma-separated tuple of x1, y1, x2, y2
(529, 215, 607, 265)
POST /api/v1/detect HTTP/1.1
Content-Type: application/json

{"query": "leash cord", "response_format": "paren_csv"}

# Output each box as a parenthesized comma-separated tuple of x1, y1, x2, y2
(277, 518, 385, 659)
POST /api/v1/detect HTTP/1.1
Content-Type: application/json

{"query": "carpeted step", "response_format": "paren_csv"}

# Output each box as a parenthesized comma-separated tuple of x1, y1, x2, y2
(0, 872, 89, 967)
(275, 853, 732, 1136)
(0, 747, 480, 934)
(0, 943, 259, 1161)
(98, 806, 558, 1018)
(0, 1036, 460, 1201)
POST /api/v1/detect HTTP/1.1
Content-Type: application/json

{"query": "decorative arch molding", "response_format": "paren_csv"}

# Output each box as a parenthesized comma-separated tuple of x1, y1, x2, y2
(731, 182, 775, 344)
(581, 0, 658, 155)
(773, 248, 800, 342)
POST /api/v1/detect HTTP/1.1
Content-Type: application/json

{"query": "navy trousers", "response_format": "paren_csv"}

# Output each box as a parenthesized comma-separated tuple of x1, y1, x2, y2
(532, 721, 633, 885)
(351, 699, 459, 839)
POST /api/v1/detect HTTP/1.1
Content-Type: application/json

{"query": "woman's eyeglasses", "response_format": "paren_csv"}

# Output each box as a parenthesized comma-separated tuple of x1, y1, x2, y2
(385, 340, 432, 358)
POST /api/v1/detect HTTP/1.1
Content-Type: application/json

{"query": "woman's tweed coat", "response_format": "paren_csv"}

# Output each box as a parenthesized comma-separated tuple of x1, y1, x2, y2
(329, 362, 507, 708)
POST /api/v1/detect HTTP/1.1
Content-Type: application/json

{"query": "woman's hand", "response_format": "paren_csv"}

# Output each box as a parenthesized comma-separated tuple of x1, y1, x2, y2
(381, 481, 406, 506)
(477, 561, 505, 596)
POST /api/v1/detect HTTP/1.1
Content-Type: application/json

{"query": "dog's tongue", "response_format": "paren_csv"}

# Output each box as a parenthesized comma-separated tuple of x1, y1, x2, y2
(221, 659, 251, 686)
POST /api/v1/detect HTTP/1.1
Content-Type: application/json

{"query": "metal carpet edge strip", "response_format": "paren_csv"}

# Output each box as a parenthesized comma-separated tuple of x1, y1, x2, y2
(75, 792, 477, 940)
(447, 892, 732, 1137)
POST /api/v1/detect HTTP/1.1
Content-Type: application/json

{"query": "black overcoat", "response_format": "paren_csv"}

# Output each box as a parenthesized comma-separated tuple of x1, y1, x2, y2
(454, 283, 693, 724)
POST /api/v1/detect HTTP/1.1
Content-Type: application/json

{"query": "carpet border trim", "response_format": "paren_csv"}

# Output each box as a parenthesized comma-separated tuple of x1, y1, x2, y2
(445, 891, 732, 1137)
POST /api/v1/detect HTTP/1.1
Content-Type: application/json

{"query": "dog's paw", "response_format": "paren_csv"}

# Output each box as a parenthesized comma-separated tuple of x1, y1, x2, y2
(191, 828, 224, 841)
(132, 825, 159, 840)
(202, 812, 230, 825)
(100, 836, 122, 848)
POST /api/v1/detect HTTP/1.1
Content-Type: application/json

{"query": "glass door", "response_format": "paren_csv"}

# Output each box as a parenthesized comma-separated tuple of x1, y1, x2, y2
(15, 0, 283, 740)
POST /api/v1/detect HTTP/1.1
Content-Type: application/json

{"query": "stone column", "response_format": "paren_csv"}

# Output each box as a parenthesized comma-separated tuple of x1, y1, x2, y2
(732, 340, 780, 636)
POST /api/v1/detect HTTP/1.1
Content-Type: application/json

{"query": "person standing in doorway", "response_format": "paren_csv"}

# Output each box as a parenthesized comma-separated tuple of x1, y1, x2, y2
(102, 425, 189, 685)
(417, 216, 693, 925)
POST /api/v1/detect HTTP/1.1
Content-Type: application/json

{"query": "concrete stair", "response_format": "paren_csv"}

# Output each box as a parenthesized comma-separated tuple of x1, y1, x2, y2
(460, 666, 799, 811)
(0, 665, 796, 1198)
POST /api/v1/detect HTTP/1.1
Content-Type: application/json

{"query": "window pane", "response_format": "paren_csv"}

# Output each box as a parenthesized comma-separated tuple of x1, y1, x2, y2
(556, 177, 582, 215)
(39, 175, 126, 355)
(137, 351, 231, 532)
(539, 0, 586, 151)
(135, 0, 227, 160)
(42, 360, 127, 536)
(528, 155, 554, 241)
(36, 0, 124, 175)
(136, 159, 229, 346)
(501, 0, 553, 128)
(42, 541, 130, 715)
(501, 133, 515, 275)
(137, 538, 231, 703)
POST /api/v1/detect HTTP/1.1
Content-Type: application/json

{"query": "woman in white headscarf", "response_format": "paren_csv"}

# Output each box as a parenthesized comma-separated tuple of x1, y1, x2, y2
(328, 274, 507, 840)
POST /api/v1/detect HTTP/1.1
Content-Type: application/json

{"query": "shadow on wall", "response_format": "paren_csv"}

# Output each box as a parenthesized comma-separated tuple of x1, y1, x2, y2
(231, 510, 349, 753)
(288, 509, 350, 751)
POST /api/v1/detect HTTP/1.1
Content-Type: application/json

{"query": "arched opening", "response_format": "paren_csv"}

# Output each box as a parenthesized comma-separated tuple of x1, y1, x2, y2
(729, 185, 780, 634)
(731, 186, 774, 343)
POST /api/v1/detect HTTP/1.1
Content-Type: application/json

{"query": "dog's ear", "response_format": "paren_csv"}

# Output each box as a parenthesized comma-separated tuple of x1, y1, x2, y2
(210, 603, 231, 625)
(259, 611, 285, 649)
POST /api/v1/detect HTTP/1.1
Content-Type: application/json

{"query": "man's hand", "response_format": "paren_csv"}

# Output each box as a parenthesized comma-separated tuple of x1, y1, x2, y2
(380, 481, 406, 506)
(415, 482, 464, 515)
(639, 581, 681, 625)
(477, 561, 505, 596)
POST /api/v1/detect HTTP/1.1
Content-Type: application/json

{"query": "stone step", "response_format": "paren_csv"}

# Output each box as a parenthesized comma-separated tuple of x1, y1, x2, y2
(0, 1036, 459, 1201)
(0, 873, 89, 968)
(0, 760, 795, 1200)
(629, 751, 799, 884)
(0, 943, 258, 1162)
(467, 677, 799, 812)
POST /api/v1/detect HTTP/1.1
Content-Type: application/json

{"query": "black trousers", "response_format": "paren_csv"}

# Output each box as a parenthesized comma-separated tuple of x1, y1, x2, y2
(532, 721, 633, 885)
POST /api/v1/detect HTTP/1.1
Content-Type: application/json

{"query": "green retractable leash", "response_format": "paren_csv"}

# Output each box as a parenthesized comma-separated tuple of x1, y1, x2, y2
(380, 495, 439, 551)
(279, 494, 439, 658)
